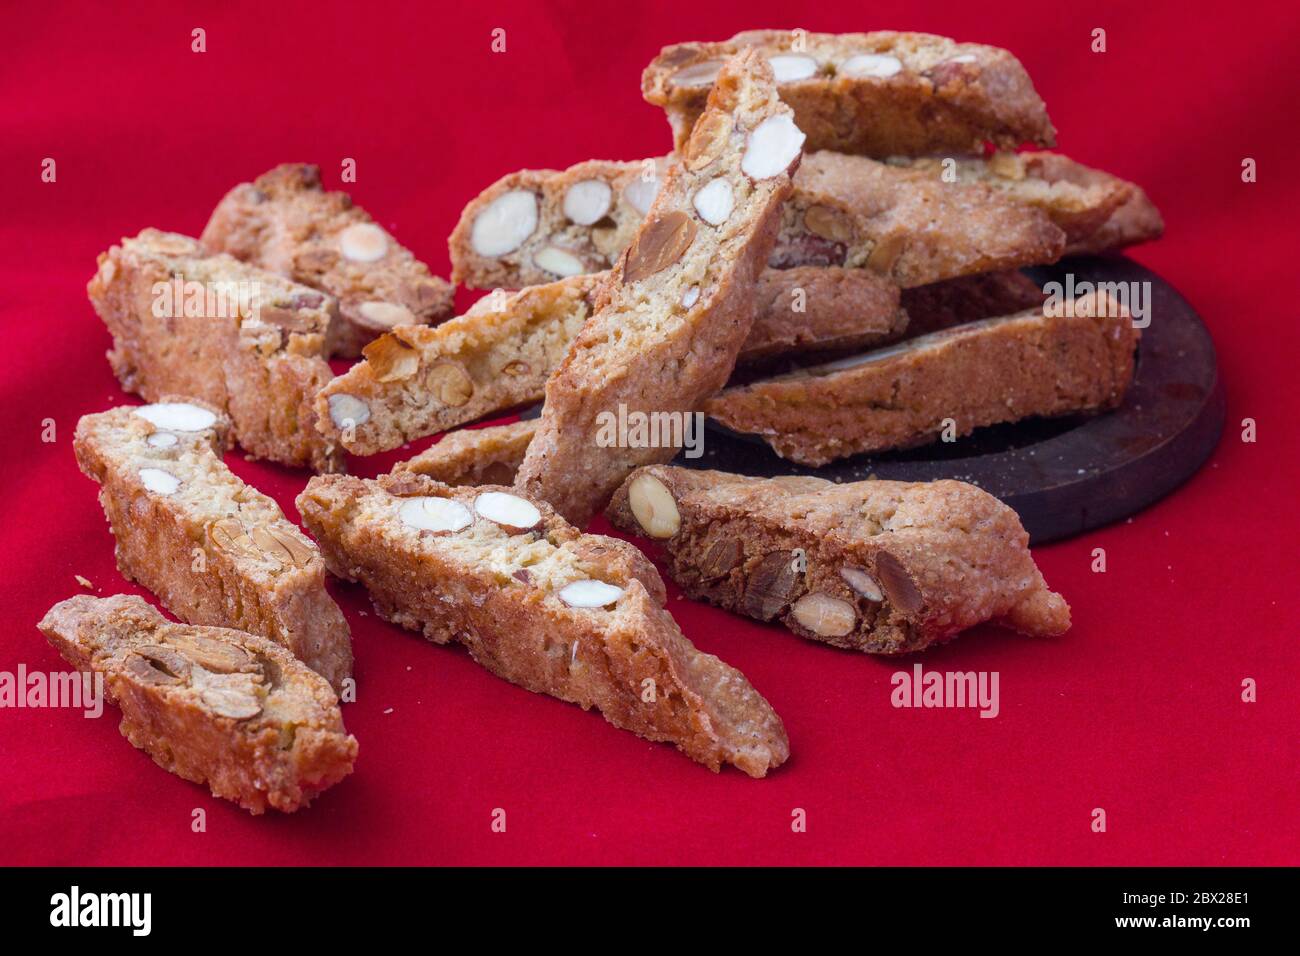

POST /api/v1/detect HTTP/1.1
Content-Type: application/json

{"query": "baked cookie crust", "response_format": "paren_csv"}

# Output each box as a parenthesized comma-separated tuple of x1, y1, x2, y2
(606, 466, 1070, 653)
(73, 402, 353, 690)
(39, 594, 357, 814)
(297, 472, 789, 777)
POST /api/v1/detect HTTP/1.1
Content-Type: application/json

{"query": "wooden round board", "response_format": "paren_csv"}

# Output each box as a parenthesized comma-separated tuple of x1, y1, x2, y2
(680, 257, 1225, 545)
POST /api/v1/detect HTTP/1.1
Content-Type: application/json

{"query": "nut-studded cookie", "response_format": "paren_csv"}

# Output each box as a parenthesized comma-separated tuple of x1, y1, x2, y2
(88, 229, 343, 472)
(297, 473, 788, 778)
(201, 163, 454, 358)
(704, 290, 1139, 466)
(38, 594, 357, 814)
(73, 402, 353, 690)
(643, 30, 1055, 157)
(516, 51, 806, 526)
(319, 267, 906, 455)
(606, 466, 1070, 653)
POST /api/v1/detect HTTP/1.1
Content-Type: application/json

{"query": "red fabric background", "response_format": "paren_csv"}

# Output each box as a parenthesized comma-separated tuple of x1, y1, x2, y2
(1, 0, 1296, 866)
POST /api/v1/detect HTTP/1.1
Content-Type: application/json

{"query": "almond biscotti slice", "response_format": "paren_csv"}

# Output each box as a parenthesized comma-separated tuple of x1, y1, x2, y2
(773, 151, 1065, 284)
(643, 30, 1055, 157)
(316, 275, 599, 455)
(201, 163, 454, 358)
(318, 266, 904, 455)
(606, 466, 1069, 653)
(394, 420, 538, 486)
(704, 290, 1138, 466)
(450, 153, 1065, 290)
(890, 152, 1146, 248)
(89, 229, 342, 472)
(38, 594, 357, 814)
(296, 473, 788, 777)
(74, 402, 353, 691)
(516, 51, 806, 525)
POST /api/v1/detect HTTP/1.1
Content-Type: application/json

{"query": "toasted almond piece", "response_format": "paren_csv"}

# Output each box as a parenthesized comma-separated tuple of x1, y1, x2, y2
(623, 211, 697, 284)
(134, 402, 217, 432)
(250, 525, 314, 569)
(791, 592, 857, 637)
(363, 334, 421, 383)
(626, 473, 680, 539)
(839, 53, 903, 78)
(471, 189, 538, 256)
(163, 632, 253, 673)
(622, 174, 661, 216)
(139, 467, 180, 495)
(804, 205, 854, 243)
(681, 286, 700, 308)
(131, 645, 192, 684)
(199, 684, 263, 720)
(671, 59, 724, 87)
(866, 233, 906, 274)
(741, 114, 806, 181)
(700, 533, 743, 579)
(742, 551, 801, 621)
(327, 393, 370, 428)
(427, 362, 474, 407)
(358, 301, 416, 327)
(692, 177, 735, 226)
(684, 111, 734, 171)
(399, 496, 474, 534)
(558, 579, 624, 608)
(474, 491, 541, 533)
(840, 566, 884, 602)
(562, 179, 613, 225)
(339, 222, 388, 262)
(876, 550, 923, 614)
(209, 517, 259, 559)
(533, 244, 586, 277)
(146, 432, 178, 449)
(768, 54, 817, 82)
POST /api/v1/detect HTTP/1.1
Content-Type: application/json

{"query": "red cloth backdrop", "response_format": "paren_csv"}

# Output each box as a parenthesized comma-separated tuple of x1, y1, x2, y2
(1, 0, 1296, 865)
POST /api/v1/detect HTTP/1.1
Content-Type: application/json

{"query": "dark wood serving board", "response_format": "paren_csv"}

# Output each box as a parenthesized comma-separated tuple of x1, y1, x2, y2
(685, 256, 1223, 544)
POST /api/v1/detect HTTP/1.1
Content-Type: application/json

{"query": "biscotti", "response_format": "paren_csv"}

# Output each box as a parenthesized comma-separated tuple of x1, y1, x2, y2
(319, 266, 904, 455)
(642, 30, 1055, 157)
(704, 290, 1139, 465)
(316, 275, 598, 455)
(297, 472, 788, 777)
(88, 229, 343, 472)
(1064, 182, 1164, 255)
(516, 51, 806, 525)
(201, 163, 454, 357)
(606, 467, 1070, 653)
(38, 595, 357, 814)
(889, 151, 1164, 252)
(394, 420, 537, 486)
(73, 402, 353, 690)
(450, 153, 1066, 290)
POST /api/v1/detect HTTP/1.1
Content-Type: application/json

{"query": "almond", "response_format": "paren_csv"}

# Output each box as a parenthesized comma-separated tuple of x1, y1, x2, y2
(742, 550, 802, 621)
(626, 473, 680, 539)
(474, 491, 541, 533)
(875, 550, 923, 615)
(126, 646, 191, 686)
(164, 633, 253, 674)
(840, 566, 884, 602)
(562, 179, 612, 225)
(398, 496, 473, 534)
(684, 110, 733, 171)
(804, 205, 854, 243)
(623, 211, 697, 285)
(134, 402, 216, 433)
(363, 334, 421, 383)
(250, 526, 315, 569)
(558, 579, 624, 608)
(471, 189, 539, 256)
(427, 363, 474, 407)
(791, 592, 857, 638)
